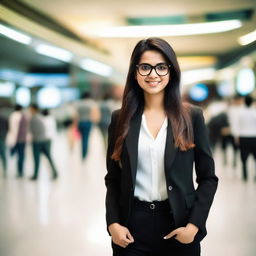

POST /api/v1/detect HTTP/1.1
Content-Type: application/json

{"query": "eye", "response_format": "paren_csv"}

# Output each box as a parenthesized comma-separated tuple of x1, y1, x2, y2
(156, 64, 168, 71)
(140, 64, 151, 71)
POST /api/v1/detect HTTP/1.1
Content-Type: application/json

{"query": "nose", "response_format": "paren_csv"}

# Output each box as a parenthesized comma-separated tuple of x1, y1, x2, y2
(148, 67, 158, 77)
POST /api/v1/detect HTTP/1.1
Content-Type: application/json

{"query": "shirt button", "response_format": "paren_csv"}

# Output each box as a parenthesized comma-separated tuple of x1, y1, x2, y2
(168, 186, 173, 191)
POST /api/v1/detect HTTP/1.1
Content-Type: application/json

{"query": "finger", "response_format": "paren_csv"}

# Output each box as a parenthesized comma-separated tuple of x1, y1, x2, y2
(121, 241, 129, 248)
(123, 237, 133, 244)
(126, 232, 134, 243)
(164, 230, 177, 239)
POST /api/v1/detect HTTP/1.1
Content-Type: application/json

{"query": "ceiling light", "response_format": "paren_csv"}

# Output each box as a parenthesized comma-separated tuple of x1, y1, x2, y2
(80, 59, 112, 77)
(0, 24, 32, 45)
(181, 68, 216, 86)
(238, 30, 256, 45)
(93, 20, 242, 38)
(35, 44, 73, 62)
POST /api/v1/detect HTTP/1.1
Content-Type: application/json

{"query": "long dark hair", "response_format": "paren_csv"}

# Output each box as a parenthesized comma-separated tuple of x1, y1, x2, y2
(112, 37, 194, 161)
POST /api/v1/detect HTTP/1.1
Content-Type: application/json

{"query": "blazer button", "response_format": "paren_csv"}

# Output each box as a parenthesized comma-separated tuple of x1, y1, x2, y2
(168, 185, 173, 191)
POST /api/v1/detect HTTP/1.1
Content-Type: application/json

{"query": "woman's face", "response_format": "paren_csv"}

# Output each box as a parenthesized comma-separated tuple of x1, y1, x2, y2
(135, 50, 170, 96)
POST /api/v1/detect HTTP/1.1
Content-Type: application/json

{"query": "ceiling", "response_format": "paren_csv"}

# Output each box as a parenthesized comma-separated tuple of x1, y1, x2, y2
(1, 0, 256, 83)
(0, 36, 65, 70)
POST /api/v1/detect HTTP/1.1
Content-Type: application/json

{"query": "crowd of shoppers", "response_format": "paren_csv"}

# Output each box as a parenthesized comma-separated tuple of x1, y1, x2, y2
(0, 104, 58, 181)
(206, 95, 256, 181)
(1, 91, 254, 184)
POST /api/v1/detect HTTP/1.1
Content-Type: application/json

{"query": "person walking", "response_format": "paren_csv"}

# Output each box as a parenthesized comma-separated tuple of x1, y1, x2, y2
(105, 38, 218, 256)
(99, 93, 115, 150)
(0, 108, 9, 177)
(42, 108, 57, 156)
(7, 104, 28, 178)
(29, 104, 58, 180)
(75, 92, 101, 160)
(233, 95, 256, 181)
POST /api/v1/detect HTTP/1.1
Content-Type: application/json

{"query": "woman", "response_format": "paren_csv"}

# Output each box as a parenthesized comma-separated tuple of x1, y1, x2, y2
(105, 38, 218, 256)
(75, 92, 101, 160)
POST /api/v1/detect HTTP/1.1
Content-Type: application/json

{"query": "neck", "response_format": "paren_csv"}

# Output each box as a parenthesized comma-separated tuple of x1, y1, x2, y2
(144, 92, 165, 112)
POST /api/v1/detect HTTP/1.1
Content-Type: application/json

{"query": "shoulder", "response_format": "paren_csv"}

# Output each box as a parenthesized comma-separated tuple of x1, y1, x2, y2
(11, 111, 21, 119)
(183, 103, 203, 120)
(111, 109, 121, 121)
(191, 105, 203, 117)
(183, 103, 206, 131)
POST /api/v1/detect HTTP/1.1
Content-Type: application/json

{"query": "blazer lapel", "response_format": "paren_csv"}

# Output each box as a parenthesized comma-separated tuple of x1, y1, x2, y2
(125, 113, 177, 186)
(125, 113, 142, 186)
(164, 120, 178, 177)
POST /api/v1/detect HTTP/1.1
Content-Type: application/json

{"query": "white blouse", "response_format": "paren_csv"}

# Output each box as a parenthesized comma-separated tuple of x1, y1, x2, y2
(232, 106, 256, 137)
(134, 114, 168, 202)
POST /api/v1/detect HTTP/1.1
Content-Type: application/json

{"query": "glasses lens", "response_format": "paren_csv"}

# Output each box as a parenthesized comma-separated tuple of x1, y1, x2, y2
(156, 64, 169, 76)
(138, 64, 151, 75)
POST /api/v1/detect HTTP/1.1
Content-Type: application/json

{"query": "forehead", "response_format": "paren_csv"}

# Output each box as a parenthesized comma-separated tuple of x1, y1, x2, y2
(139, 50, 166, 64)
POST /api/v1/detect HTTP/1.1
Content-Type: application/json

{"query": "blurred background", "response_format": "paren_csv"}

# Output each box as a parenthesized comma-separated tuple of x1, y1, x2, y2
(0, 0, 256, 255)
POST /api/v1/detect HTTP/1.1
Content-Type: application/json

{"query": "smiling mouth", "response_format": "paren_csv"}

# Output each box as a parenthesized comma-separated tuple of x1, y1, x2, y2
(146, 81, 160, 87)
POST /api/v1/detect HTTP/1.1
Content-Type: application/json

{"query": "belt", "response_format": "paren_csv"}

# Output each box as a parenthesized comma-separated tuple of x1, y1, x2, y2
(133, 197, 171, 212)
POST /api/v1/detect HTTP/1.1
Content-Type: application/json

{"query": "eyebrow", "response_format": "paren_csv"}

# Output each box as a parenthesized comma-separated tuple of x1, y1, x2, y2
(138, 62, 167, 65)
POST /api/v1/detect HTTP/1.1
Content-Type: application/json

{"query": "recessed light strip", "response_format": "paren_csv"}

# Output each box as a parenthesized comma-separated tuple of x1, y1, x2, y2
(35, 44, 73, 62)
(0, 24, 32, 45)
(93, 20, 242, 38)
(80, 59, 112, 77)
(238, 30, 256, 45)
(181, 68, 216, 86)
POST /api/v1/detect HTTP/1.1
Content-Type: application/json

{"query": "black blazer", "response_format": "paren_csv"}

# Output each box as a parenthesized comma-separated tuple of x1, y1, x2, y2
(105, 106, 218, 241)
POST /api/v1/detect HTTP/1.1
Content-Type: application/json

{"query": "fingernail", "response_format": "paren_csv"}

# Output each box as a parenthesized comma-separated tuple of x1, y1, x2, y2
(163, 237, 167, 239)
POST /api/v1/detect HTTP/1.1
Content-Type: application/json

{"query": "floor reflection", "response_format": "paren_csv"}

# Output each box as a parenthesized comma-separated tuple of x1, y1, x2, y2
(0, 127, 255, 256)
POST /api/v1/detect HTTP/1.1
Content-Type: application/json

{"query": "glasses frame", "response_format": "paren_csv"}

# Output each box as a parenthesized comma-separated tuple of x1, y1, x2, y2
(136, 63, 171, 76)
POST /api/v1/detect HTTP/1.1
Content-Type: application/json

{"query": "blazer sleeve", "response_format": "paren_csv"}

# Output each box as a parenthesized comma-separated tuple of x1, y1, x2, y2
(104, 110, 122, 230)
(188, 107, 218, 232)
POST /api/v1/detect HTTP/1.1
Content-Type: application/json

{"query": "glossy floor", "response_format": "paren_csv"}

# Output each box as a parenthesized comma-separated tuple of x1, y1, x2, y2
(0, 127, 255, 256)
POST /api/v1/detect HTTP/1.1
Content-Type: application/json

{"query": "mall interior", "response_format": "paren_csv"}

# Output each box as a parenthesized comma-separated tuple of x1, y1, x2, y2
(0, 0, 256, 255)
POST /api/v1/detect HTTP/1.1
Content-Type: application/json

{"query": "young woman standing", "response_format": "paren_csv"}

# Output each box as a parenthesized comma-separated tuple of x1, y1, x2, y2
(105, 37, 218, 256)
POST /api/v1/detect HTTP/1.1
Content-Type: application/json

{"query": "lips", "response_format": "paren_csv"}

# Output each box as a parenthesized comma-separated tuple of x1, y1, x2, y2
(146, 81, 160, 87)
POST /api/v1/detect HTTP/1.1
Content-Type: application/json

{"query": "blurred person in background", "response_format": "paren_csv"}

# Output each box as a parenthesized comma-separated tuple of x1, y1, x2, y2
(0, 108, 9, 177)
(205, 97, 237, 167)
(226, 95, 243, 167)
(42, 108, 57, 159)
(98, 92, 116, 150)
(207, 111, 229, 153)
(208, 107, 237, 167)
(75, 92, 101, 160)
(29, 104, 58, 181)
(63, 101, 80, 152)
(7, 104, 28, 178)
(105, 38, 218, 256)
(219, 119, 238, 167)
(232, 95, 256, 181)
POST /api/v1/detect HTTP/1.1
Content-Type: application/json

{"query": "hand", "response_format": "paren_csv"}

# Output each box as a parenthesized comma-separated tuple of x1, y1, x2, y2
(108, 223, 134, 248)
(164, 223, 199, 244)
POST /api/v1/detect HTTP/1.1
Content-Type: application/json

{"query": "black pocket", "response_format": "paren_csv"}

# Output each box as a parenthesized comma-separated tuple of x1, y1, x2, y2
(171, 237, 195, 247)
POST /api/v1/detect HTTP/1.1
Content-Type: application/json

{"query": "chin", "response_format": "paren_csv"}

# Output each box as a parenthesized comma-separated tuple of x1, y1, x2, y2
(145, 89, 164, 95)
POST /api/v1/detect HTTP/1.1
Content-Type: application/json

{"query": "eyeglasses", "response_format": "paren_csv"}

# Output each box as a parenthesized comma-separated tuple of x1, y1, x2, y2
(136, 63, 171, 76)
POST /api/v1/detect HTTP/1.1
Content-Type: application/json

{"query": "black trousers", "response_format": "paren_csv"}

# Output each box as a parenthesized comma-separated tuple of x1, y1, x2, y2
(11, 142, 26, 176)
(239, 137, 256, 180)
(112, 198, 200, 256)
(0, 139, 7, 172)
(32, 140, 57, 178)
(78, 121, 92, 159)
